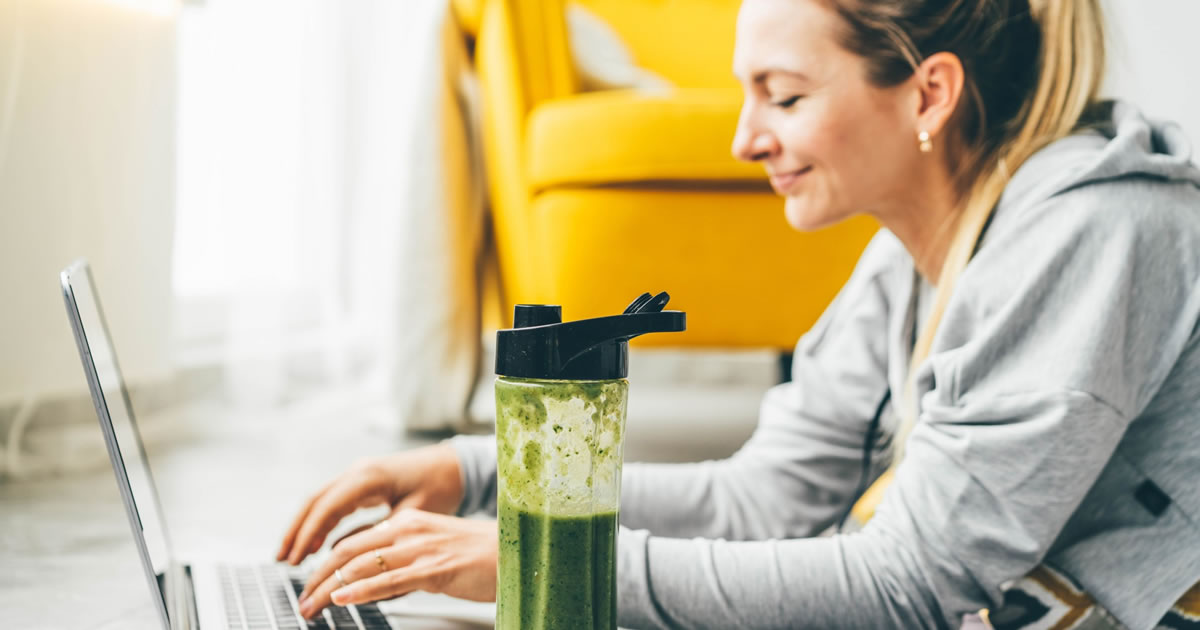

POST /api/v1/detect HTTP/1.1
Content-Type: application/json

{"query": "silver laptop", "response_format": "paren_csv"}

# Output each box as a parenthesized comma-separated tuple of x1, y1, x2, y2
(60, 259, 391, 630)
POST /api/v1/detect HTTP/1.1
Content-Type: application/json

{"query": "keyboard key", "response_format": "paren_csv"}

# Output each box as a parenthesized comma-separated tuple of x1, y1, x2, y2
(218, 563, 391, 630)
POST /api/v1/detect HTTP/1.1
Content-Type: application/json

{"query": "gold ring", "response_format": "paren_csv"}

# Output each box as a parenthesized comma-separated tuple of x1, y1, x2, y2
(374, 548, 387, 573)
(335, 568, 348, 587)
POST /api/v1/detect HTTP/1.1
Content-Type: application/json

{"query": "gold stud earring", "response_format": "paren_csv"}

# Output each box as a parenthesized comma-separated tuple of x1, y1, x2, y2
(918, 130, 933, 153)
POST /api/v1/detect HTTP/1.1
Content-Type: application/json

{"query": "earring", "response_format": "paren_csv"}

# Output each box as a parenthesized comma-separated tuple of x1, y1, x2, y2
(918, 130, 933, 153)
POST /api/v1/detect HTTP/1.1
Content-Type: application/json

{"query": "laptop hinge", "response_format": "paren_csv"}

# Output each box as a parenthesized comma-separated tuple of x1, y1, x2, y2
(165, 562, 198, 630)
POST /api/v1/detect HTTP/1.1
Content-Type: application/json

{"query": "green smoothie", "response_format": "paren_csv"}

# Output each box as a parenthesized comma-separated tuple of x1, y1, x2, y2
(495, 377, 628, 630)
(496, 497, 617, 629)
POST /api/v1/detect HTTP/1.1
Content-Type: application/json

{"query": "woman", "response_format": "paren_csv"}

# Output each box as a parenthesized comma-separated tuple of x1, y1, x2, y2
(276, 0, 1200, 627)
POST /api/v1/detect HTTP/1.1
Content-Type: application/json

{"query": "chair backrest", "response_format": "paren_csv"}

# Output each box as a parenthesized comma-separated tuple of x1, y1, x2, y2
(488, 0, 578, 113)
(575, 0, 742, 90)
(470, 0, 747, 313)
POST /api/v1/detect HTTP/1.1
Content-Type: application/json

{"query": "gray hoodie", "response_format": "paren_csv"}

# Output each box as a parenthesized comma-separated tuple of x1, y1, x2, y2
(453, 101, 1200, 629)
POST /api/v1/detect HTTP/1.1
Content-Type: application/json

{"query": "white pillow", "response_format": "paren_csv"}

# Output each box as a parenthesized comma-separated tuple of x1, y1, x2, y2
(566, 3, 673, 93)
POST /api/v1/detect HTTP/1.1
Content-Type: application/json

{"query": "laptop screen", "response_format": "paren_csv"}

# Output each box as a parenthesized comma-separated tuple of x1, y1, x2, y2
(61, 261, 174, 622)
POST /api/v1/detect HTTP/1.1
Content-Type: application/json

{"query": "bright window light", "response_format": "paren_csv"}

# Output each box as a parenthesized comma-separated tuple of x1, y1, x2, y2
(100, 0, 176, 17)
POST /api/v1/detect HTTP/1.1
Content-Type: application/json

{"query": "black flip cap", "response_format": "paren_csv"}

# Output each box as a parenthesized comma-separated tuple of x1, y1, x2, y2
(495, 292, 686, 380)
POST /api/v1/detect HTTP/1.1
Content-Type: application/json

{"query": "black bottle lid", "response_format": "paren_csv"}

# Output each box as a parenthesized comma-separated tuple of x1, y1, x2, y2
(495, 292, 686, 380)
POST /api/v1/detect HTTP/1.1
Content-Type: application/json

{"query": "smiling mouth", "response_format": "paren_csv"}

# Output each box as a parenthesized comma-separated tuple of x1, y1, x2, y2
(768, 166, 813, 194)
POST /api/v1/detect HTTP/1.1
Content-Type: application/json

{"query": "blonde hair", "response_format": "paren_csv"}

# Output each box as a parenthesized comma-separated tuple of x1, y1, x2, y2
(823, 0, 1108, 465)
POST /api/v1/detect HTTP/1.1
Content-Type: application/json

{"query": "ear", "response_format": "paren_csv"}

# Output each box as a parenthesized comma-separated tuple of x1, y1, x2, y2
(912, 52, 965, 139)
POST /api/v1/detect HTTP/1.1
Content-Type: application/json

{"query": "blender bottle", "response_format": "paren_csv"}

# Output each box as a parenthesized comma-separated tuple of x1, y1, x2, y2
(493, 292, 686, 630)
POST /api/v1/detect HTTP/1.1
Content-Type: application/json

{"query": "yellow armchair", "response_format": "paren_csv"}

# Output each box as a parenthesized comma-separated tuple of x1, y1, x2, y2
(459, 0, 877, 349)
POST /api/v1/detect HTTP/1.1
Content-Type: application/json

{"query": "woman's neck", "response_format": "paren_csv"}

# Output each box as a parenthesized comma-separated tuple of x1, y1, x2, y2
(874, 167, 963, 286)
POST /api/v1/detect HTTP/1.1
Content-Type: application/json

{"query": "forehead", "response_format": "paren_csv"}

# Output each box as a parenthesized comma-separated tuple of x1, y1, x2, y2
(732, 0, 847, 80)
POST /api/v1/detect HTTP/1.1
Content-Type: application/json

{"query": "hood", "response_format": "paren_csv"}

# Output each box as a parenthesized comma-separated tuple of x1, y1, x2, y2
(998, 100, 1200, 213)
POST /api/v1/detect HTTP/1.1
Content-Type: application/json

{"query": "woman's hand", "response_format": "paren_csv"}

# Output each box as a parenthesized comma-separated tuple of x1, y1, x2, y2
(276, 443, 464, 566)
(296, 508, 498, 619)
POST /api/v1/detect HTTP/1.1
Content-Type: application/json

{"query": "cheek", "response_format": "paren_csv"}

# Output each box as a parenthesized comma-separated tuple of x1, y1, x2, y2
(775, 92, 910, 229)
(838, 95, 915, 196)
(776, 113, 836, 164)
(777, 115, 869, 230)
(818, 115, 876, 183)
(775, 105, 865, 195)
(781, 114, 851, 192)
(807, 112, 903, 207)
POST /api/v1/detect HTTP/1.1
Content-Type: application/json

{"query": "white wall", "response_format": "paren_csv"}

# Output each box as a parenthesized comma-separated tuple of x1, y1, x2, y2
(0, 0, 177, 405)
(1102, 0, 1200, 146)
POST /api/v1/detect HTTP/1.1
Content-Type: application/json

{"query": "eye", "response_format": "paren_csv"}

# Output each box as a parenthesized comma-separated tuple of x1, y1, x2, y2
(771, 95, 801, 109)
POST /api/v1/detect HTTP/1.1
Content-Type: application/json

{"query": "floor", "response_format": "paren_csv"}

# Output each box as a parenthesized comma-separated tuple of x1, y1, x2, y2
(0, 389, 484, 629)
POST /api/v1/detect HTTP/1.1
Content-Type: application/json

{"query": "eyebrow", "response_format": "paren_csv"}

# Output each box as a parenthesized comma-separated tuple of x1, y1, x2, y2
(752, 68, 810, 83)
(735, 68, 811, 84)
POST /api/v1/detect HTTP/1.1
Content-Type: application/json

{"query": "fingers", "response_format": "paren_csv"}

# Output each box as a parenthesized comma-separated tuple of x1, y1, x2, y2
(300, 516, 405, 600)
(299, 543, 423, 619)
(276, 487, 326, 562)
(278, 445, 465, 566)
(332, 523, 374, 548)
(328, 565, 434, 610)
(286, 481, 388, 566)
(298, 511, 499, 619)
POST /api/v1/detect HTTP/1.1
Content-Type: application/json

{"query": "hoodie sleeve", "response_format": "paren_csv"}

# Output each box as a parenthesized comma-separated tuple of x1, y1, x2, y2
(449, 433, 497, 517)
(618, 230, 902, 540)
(616, 180, 1200, 629)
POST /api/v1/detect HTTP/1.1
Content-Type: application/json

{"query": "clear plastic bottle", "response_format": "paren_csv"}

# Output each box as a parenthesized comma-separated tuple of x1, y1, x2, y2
(492, 295, 684, 630)
(495, 376, 627, 629)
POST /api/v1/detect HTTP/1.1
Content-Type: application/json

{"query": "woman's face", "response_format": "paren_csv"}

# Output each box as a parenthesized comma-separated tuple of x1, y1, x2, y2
(732, 0, 920, 231)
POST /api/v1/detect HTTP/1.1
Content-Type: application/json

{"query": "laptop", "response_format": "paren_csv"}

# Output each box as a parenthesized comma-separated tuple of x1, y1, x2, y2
(60, 259, 391, 630)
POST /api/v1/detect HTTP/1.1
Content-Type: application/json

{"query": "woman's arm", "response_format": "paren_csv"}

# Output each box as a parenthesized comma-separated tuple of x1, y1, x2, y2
(618, 232, 905, 540)
(618, 391, 1126, 630)
(450, 433, 499, 516)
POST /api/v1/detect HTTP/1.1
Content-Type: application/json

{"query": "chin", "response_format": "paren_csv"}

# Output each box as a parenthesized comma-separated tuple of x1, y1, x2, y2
(783, 196, 845, 232)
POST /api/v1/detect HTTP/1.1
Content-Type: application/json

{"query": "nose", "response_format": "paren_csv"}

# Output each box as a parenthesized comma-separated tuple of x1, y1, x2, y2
(731, 103, 778, 163)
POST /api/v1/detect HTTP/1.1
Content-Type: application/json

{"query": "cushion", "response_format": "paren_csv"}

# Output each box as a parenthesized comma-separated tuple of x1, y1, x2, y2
(526, 88, 766, 190)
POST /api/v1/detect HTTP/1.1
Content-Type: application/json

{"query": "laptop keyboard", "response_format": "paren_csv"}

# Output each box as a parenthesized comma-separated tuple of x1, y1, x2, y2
(218, 564, 390, 630)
